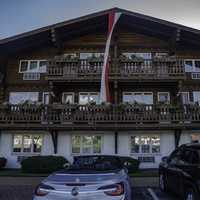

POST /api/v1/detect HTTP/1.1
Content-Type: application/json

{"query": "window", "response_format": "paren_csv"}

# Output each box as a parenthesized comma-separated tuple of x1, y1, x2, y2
(123, 92, 153, 104)
(193, 91, 200, 104)
(19, 60, 47, 73)
(158, 92, 170, 104)
(130, 135, 160, 154)
(13, 134, 43, 154)
(9, 92, 39, 105)
(184, 59, 200, 72)
(191, 134, 200, 142)
(122, 52, 152, 60)
(43, 92, 50, 105)
(20, 61, 29, 72)
(181, 92, 190, 105)
(72, 135, 102, 154)
(154, 52, 168, 58)
(169, 149, 183, 165)
(62, 93, 74, 104)
(79, 53, 104, 59)
(79, 92, 100, 105)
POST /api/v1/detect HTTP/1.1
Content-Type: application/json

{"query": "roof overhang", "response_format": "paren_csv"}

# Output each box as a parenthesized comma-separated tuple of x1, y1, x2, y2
(1, 7, 200, 55)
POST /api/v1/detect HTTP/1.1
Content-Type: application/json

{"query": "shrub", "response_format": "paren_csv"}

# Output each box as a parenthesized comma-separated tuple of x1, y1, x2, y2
(21, 156, 68, 173)
(0, 157, 7, 169)
(119, 156, 140, 173)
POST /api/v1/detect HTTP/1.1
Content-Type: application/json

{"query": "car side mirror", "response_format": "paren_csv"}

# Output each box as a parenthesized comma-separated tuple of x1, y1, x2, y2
(63, 162, 70, 168)
(162, 156, 169, 163)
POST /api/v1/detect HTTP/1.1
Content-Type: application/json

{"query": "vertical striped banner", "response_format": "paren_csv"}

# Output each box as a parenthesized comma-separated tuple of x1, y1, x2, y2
(100, 10, 121, 103)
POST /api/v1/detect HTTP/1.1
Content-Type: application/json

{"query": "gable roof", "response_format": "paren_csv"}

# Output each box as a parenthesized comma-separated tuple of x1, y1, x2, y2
(1, 7, 200, 55)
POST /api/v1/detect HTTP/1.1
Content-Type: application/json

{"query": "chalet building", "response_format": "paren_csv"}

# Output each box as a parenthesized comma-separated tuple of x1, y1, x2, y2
(1, 8, 200, 169)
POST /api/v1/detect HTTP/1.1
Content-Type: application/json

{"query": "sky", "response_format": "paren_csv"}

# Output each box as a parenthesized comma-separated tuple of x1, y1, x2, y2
(0, 0, 200, 39)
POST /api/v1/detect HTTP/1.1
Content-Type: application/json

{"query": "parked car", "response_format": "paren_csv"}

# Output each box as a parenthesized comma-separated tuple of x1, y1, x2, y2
(33, 155, 132, 200)
(159, 143, 200, 200)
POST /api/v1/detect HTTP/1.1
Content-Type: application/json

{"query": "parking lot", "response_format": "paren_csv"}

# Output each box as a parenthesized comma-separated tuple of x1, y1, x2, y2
(0, 186, 178, 200)
(0, 177, 178, 200)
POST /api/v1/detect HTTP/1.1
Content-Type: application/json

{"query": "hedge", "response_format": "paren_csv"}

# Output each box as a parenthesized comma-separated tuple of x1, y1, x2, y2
(0, 157, 7, 169)
(21, 156, 68, 173)
(119, 156, 140, 173)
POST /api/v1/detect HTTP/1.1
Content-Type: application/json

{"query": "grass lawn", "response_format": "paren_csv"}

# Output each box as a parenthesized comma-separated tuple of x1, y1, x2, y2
(0, 169, 158, 177)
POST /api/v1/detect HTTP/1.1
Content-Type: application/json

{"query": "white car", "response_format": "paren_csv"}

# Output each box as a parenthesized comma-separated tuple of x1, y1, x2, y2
(33, 155, 132, 200)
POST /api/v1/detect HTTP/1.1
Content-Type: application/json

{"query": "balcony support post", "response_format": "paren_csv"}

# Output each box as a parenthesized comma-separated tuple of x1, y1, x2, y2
(51, 130, 58, 154)
(174, 129, 182, 148)
(114, 80, 118, 104)
(114, 131, 118, 154)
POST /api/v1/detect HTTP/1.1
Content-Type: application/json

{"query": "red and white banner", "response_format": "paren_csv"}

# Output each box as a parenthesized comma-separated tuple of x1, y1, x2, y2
(100, 11, 122, 103)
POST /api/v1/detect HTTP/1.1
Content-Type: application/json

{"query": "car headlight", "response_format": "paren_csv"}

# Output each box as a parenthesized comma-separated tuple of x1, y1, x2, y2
(98, 182, 124, 196)
(35, 183, 55, 196)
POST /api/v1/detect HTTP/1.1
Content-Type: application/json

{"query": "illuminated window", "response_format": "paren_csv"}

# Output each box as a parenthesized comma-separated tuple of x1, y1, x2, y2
(13, 134, 43, 154)
(131, 135, 160, 154)
(72, 135, 102, 154)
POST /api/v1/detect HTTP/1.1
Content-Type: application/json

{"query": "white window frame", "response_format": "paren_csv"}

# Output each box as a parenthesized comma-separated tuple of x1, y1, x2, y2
(193, 91, 200, 104)
(12, 134, 43, 155)
(9, 92, 39, 105)
(184, 59, 200, 72)
(180, 92, 190, 105)
(62, 92, 75, 104)
(123, 92, 153, 105)
(71, 135, 103, 155)
(122, 52, 152, 60)
(42, 92, 50, 105)
(157, 92, 170, 104)
(79, 92, 100, 105)
(19, 60, 47, 73)
(130, 135, 161, 155)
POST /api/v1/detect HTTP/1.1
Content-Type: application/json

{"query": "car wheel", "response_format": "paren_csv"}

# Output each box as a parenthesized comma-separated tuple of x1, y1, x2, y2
(185, 188, 197, 200)
(159, 173, 167, 192)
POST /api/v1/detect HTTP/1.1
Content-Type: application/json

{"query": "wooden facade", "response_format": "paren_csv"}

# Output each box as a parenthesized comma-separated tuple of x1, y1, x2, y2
(1, 7, 200, 134)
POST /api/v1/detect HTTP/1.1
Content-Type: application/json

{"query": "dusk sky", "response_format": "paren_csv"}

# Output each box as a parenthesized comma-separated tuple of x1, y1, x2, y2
(0, 0, 200, 39)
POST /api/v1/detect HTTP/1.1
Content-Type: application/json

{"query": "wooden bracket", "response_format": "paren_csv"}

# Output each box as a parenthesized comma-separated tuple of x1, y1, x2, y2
(168, 29, 181, 55)
(50, 28, 63, 52)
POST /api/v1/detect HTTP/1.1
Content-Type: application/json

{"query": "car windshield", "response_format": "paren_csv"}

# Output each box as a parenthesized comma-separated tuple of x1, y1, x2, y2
(68, 156, 122, 172)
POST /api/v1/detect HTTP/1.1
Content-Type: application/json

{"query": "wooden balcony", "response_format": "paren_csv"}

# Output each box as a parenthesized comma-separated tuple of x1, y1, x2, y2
(47, 57, 186, 81)
(0, 104, 199, 130)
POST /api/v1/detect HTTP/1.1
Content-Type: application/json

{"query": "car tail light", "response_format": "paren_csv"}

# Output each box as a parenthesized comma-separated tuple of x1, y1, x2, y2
(98, 182, 124, 196)
(35, 183, 55, 196)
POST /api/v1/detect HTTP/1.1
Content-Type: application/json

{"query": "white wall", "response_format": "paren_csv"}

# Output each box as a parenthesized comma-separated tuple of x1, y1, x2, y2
(0, 131, 20, 168)
(0, 131, 52, 168)
(1, 130, 198, 169)
(179, 131, 192, 145)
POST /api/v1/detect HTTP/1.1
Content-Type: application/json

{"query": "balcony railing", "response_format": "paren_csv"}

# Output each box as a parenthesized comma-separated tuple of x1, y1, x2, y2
(0, 104, 199, 128)
(47, 57, 185, 80)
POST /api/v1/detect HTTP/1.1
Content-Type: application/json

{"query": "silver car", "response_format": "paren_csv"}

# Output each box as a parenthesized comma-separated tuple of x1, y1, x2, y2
(33, 155, 132, 200)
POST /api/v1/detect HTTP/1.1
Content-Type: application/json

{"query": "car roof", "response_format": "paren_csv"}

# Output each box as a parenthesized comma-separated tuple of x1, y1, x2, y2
(181, 143, 200, 150)
(74, 155, 121, 158)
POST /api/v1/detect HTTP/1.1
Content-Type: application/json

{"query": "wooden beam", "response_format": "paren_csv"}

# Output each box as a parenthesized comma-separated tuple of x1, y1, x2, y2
(51, 28, 63, 51)
(122, 21, 171, 40)
(50, 130, 58, 154)
(114, 132, 118, 154)
(174, 129, 182, 148)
